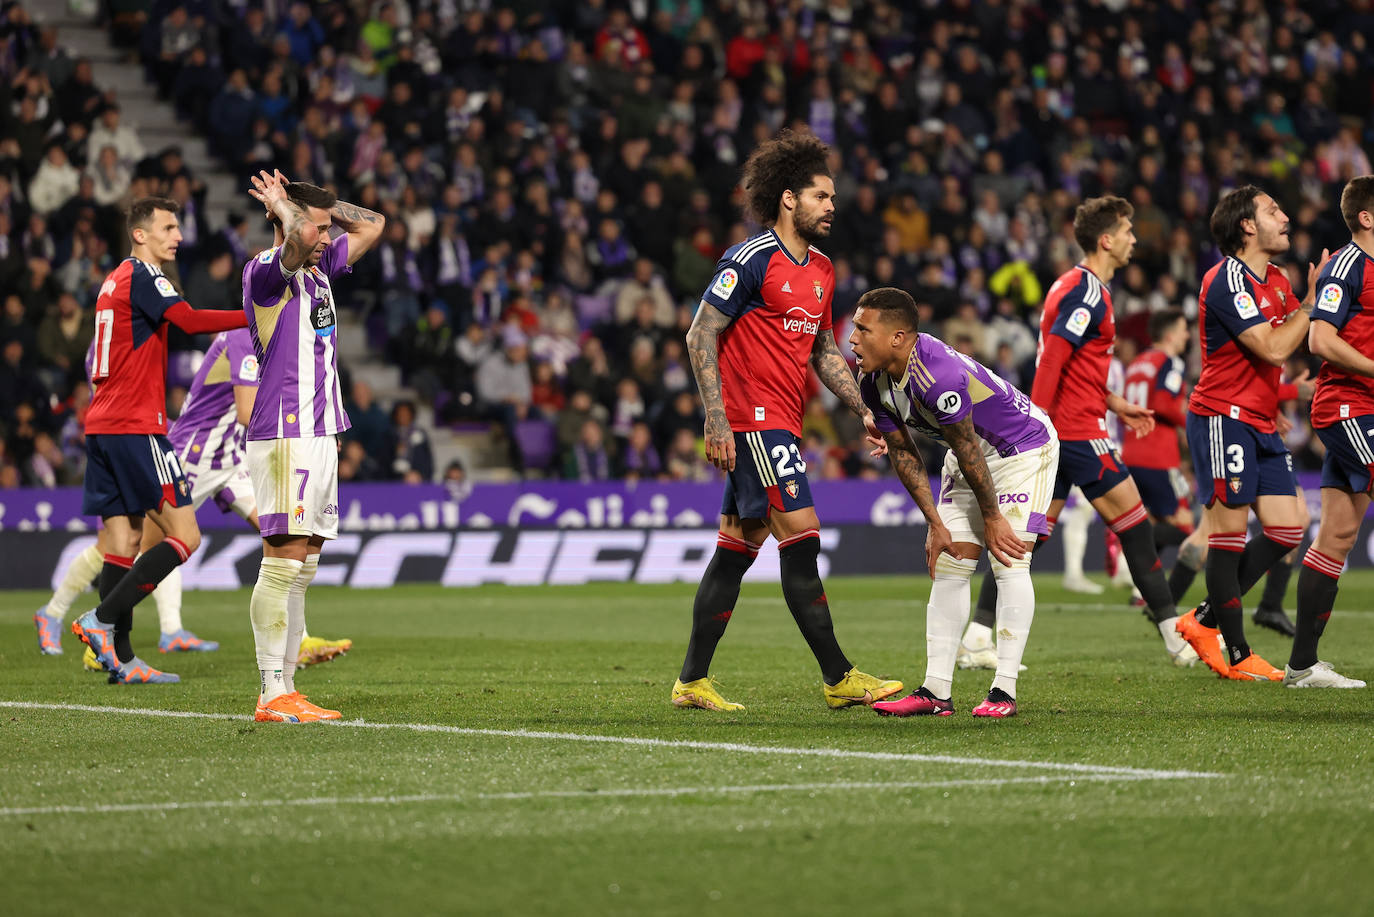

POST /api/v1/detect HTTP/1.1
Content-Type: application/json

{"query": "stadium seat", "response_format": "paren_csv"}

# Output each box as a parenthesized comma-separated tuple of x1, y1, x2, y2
(514, 419, 557, 473)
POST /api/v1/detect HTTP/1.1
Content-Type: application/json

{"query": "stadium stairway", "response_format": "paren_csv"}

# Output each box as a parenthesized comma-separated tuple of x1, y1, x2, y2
(33, 7, 267, 249)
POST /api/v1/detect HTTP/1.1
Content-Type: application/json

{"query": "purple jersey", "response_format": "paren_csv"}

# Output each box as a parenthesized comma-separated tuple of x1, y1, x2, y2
(860, 333, 1055, 457)
(241, 234, 352, 441)
(168, 328, 258, 469)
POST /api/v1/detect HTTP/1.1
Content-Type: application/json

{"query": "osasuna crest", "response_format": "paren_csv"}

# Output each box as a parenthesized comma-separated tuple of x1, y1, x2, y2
(813, 280, 824, 302)
(784, 479, 799, 499)
(1229, 477, 1242, 494)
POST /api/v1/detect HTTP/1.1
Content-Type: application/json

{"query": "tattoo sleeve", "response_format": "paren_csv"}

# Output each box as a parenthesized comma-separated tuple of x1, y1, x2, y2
(330, 199, 384, 231)
(686, 302, 734, 429)
(884, 429, 939, 521)
(942, 417, 1001, 520)
(271, 197, 311, 273)
(811, 332, 867, 416)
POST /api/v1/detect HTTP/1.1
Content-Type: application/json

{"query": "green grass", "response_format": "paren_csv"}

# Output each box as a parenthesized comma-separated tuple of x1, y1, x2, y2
(4, 572, 1374, 915)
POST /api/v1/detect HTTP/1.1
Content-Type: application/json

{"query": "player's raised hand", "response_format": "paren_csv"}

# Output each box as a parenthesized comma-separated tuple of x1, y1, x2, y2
(983, 514, 1027, 569)
(703, 412, 735, 472)
(1306, 248, 1333, 295)
(1112, 399, 1155, 437)
(924, 518, 962, 579)
(248, 169, 287, 208)
(1288, 366, 1314, 401)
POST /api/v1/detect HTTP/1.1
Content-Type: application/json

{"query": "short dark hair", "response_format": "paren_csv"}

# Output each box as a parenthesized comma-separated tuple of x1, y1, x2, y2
(1149, 308, 1186, 342)
(267, 181, 337, 227)
(1073, 196, 1133, 253)
(855, 287, 919, 332)
(1210, 184, 1266, 256)
(740, 129, 831, 226)
(126, 196, 180, 239)
(1340, 176, 1374, 233)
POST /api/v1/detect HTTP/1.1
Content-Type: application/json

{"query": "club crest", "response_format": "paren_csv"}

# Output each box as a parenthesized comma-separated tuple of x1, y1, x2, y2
(784, 479, 799, 499)
(1229, 477, 1242, 494)
(813, 280, 824, 302)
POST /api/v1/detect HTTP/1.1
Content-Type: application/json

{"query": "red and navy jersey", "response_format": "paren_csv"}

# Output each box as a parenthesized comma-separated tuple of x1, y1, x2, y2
(700, 229, 834, 436)
(84, 257, 188, 435)
(1311, 242, 1374, 428)
(1035, 265, 1115, 439)
(1121, 348, 1187, 469)
(1188, 256, 1296, 433)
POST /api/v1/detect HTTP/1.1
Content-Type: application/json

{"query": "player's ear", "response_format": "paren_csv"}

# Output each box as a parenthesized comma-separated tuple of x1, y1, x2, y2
(781, 188, 795, 213)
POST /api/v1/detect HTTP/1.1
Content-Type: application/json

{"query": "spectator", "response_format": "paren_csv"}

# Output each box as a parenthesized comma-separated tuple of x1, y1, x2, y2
(28, 144, 80, 216)
(390, 400, 433, 483)
(85, 103, 144, 169)
(343, 380, 392, 463)
(563, 417, 612, 482)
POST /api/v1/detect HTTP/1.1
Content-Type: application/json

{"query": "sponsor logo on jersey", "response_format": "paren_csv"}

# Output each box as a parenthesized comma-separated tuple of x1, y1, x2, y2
(1064, 306, 1092, 337)
(781, 280, 791, 292)
(239, 354, 259, 382)
(784, 479, 799, 499)
(813, 280, 824, 302)
(998, 493, 1030, 504)
(782, 305, 821, 335)
(711, 268, 738, 298)
(99, 278, 117, 298)
(154, 276, 178, 298)
(935, 391, 963, 415)
(1319, 282, 1343, 313)
(1233, 291, 1258, 318)
(323, 503, 337, 515)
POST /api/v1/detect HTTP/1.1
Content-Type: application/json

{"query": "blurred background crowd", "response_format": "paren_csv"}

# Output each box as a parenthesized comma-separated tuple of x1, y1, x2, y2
(1, 0, 1371, 490)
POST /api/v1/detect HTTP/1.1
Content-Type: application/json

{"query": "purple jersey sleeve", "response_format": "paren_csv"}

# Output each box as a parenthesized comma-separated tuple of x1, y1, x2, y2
(243, 245, 293, 304)
(912, 340, 974, 426)
(316, 233, 352, 280)
(858, 372, 900, 433)
(225, 328, 260, 387)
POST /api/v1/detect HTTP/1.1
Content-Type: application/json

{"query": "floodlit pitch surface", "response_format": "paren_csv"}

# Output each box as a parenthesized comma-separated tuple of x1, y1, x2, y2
(3, 575, 1372, 915)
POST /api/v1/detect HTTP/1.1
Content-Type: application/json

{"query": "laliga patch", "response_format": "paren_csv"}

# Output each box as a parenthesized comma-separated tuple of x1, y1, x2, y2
(1164, 369, 1183, 393)
(1064, 306, 1092, 337)
(711, 268, 739, 299)
(1319, 282, 1343, 313)
(239, 354, 259, 382)
(257, 248, 276, 264)
(935, 391, 963, 416)
(154, 276, 178, 298)
(1233, 291, 1258, 319)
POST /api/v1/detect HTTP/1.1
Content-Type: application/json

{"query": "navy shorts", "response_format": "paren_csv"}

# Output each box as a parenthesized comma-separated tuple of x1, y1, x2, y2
(1316, 417, 1374, 494)
(1129, 466, 1190, 519)
(1185, 412, 1296, 507)
(1052, 438, 1133, 502)
(82, 433, 193, 518)
(720, 430, 815, 520)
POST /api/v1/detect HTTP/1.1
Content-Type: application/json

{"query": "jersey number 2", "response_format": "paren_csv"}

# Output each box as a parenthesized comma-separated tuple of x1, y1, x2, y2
(771, 444, 806, 477)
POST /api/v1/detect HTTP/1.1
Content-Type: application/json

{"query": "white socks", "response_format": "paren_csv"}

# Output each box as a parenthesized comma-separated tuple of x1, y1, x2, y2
(251, 556, 302, 701)
(283, 554, 318, 693)
(1061, 498, 1091, 582)
(924, 554, 977, 699)
(151, 565, 183, 635)
(992, 556, 1035, 698)
(46, 543, 103, 619)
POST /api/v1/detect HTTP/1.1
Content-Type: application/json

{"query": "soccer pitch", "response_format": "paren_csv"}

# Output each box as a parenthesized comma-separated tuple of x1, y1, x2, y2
(4, 574, 1372, 915)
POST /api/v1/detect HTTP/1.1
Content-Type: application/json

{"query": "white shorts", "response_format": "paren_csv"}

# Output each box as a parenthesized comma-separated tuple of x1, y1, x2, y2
(246, 436, 340, 539)
(184, 457, 256, 518)
(937, 441, 1058, 546)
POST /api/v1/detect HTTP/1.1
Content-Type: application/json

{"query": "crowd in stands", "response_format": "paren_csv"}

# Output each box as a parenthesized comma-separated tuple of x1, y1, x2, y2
(3, 0, 1373, 489)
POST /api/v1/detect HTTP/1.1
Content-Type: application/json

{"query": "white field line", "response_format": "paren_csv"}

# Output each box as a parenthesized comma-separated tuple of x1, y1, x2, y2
(0, 701, 1224, 780)
(0, 774, 1178, 818)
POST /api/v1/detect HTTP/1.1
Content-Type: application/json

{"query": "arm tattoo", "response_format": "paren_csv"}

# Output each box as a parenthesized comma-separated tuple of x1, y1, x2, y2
(943, 417, 1000, 520)
(811, 332, 866, 416)
(686, 302, 733, 428)
(884, 429, 939, 520)
(330, 199, 384, 231)
(271, 197, 311, 273)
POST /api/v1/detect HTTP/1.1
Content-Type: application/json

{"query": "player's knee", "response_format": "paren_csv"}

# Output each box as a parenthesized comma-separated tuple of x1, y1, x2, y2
(992, 552, 1032, 582)
(933, 553, 977, 581)
(172, 528, 202, 557)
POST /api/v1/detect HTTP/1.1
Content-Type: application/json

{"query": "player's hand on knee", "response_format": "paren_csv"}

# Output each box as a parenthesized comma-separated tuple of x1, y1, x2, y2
(924, 521, 960, 579)
(983, 514, 1026, 568)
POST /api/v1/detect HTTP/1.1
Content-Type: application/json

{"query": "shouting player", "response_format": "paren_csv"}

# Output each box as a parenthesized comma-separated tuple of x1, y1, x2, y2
(1282, 175, 1374, 688)
(243, 171, 383, 722)
(966, 196, 1197, 666)
(1175, 185, 1327, 680)
(852, 288, 1056, 718)
(671, 130, 902, 712)
(70, 197, 249, 682)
